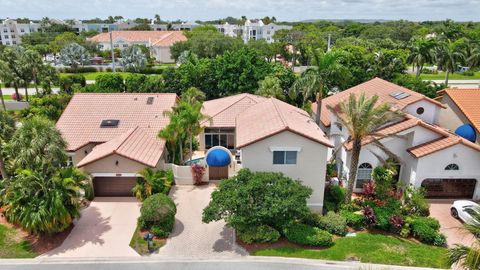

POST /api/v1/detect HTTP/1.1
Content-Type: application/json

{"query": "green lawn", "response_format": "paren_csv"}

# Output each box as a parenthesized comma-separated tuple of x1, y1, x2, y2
(252, 233, 449, 269)
(2, 95, 12, 100)
(129, 226, 166, 255)
(0, 224, 37, 258)
(412, 71, 480, 80)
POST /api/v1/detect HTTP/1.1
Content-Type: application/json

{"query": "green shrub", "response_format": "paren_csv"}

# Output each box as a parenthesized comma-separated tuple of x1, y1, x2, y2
(95, 73, 125, 92)
(317, 211, 347, 236)
(283, 223, 333, 247)
(63, 66, 97, 73)
(324, 185, 346, 212)
(412, 216, 440, 231)
(150, 225, 170, 238)
(59, 74, 86, 94)
(237, 225, 280, 244)
(410, 217, 442, 245)
(138, 193, 176, 237)
(340, 210, 365, 230)
(433, 233, 447, 247)
(140, 67, 163, 75)
(403, 186, 430, 216)
(463, 70, 474, 76)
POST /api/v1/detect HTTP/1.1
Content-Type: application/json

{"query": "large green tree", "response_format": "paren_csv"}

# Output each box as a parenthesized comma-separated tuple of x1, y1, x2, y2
(435, 41, 465, 85)
(59, 42, 90, 69)
(407, 38, 437, 78)
(9, 116, 67, 175)
(120, 46, 147, 72)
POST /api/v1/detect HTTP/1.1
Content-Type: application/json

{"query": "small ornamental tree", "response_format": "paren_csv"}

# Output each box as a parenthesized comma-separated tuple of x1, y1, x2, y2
(202, 169, 312, 230)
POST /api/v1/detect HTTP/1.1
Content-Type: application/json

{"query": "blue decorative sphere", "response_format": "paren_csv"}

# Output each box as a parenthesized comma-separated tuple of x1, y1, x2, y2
(455, 124, 477, 142)
(206, 149, 231, 167)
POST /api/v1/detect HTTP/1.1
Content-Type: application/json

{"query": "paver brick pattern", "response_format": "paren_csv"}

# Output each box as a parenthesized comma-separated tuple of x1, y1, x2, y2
(155, 184, 247, 258)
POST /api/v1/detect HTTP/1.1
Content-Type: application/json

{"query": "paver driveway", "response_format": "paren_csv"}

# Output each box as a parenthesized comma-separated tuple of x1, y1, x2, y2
(42, 197, 141, 258)
(155, 184, 247, 258)
(429, 199, 475, 247)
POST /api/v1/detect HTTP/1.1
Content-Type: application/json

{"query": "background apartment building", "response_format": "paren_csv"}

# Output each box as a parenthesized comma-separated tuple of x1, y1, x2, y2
(0, 19, 39, 45)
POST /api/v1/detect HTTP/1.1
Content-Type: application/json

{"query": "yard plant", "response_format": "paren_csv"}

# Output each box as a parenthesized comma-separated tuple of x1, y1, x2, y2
(138, 193, 177, 238)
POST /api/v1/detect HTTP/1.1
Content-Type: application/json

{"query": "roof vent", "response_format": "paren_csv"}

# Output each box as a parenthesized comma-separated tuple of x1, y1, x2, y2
(100, 119, 120, 128)
(389, 91, 411, 100)
(147, 97, 154, 105)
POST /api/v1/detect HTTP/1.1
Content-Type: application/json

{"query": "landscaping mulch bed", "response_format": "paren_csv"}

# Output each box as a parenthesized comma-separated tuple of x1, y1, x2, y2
(0, 211, 73, 255)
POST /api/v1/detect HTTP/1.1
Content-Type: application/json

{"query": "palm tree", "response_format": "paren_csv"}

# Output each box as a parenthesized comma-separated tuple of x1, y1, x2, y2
(448, 207, 480, 269)
(22, 49, 44, 96)
(0, 60, 10, 110)
(289, 50, 351, 125)
(180, 87, 206, 105)
(120, 46, 147, 72)
(435, 41, 465, 85)
(407, 38, 437, 78)
(177, 101, 210, 162)
(255, 76, 285, 100)
(329, 93, 402, 203)
(468, 45, 480, 68)
(132, 167, 156, 201)
(0, 47, 24, 101)
(0, 111, 15, 180)
(9, 116, 67, 175)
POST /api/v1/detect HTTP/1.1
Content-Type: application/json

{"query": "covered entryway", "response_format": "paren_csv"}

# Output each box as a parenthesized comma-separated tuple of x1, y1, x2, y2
(209, 166, 229, 180)
(421, 178, 477, 198)
(93, 177, 137, 197)
(205, 146, 232, 181)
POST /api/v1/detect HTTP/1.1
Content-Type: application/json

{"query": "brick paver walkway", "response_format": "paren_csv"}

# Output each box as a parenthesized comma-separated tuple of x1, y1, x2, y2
(154, 184, 247, 257)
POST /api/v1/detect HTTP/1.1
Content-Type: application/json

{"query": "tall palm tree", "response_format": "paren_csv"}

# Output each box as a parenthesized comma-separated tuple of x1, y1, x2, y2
(329, 93, 402, 203)
(435, 41, 465, 86)
(289, 49, 351, 125)
(177, 101, 210, 162)
(0, 111, 15, 180)
(9, 116, 67, 175)
(0, 60, 10, 110)
(448, 208, 480, 270)
(407, 38, 437, 78)
(22, 49, 43, 96)
(468, 45, 480, 68)
(0, 47, 24, 101)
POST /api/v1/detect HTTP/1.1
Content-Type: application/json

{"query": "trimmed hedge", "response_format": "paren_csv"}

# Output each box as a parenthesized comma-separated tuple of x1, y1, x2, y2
(61, 66, 98, 73)
(138, 193, 176, 238)
(237, 225, 280, 244)
(410, 216, 445, 246)
(317, 211, 347, 236)
(283, 223, 333, 247)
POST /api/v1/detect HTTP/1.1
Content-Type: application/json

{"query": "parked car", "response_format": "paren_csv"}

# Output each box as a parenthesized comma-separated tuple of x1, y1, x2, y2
(451, 200, 480, 224)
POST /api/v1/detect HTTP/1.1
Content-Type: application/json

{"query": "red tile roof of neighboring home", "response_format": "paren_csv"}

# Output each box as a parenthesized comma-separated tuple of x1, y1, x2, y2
(236, 98, 333, 148)
(341, 112, 480, 157)
(87, 31, 187, 47)
(201, 93, 267, 127)
(312, 77, 445, 127)
(438, 88, 480, 133)
(56, 93, 177, 166)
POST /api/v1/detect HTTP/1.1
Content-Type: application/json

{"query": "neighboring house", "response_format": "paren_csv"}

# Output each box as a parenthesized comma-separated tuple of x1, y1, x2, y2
(314, 78, 480, 199)
(0, 18, 39, 46)
(87, 30, 187, 63)
(200, 94, 332, 211)
(242, 19, 292, 43)
(56, 93, 177, 196)
(214, 22, 243, 38)
(437, 88, 480, 144)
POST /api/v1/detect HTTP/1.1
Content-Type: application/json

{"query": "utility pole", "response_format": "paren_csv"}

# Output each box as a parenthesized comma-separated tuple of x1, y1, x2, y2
(109, 31, 116, 72)
(327, 34, 332, 51)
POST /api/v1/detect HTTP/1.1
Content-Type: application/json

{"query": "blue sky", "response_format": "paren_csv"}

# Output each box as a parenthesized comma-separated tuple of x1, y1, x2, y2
(1, 0, 479, 22)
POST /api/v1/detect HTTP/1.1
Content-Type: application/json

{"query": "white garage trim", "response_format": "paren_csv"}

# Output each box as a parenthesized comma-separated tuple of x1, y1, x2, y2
(90, 173, 142, 177)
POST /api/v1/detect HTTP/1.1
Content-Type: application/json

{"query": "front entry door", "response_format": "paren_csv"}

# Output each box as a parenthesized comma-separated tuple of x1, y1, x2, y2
(209, 166, 229, 180)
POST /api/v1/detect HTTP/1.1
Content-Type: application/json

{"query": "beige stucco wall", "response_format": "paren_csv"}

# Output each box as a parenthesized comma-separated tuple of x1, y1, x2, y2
(439, 95, 479, 143)
(240, 130, 330, 212)
(152, 46, 175, 63)
(70, 143, 97, 166)
(80, 151, 166, 175)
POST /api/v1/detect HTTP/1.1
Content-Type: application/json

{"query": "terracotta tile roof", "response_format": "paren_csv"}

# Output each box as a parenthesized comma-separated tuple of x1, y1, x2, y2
(236, 98, 333, 148)
(77, 127, 164, 167)
(87, 31, 187, 47)
(439, 88, 480, 133)
(56, 93, 177, 166)
(201, 93, 267, 127)
(312, 77, 445, 127)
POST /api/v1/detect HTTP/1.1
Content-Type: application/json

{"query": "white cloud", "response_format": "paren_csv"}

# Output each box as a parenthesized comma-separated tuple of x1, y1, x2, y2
(0, 0, 478, 21)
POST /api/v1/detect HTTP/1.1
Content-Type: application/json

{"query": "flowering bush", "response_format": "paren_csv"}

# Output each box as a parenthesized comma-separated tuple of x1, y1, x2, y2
(389, 215, 405, 233)
(191, 163, 206, 185)
(11, 92, 23, 101)
(363, 206, 377, 227)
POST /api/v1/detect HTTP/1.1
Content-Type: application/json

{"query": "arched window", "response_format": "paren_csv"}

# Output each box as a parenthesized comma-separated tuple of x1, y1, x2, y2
(356, 163, 373, 189)
(445, 164, 459, 170)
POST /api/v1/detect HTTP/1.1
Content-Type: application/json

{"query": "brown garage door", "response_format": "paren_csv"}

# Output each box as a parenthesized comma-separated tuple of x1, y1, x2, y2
(209, 166, 229, 180)
(93, 177, 137, 197)
(421, 178, 476, 198)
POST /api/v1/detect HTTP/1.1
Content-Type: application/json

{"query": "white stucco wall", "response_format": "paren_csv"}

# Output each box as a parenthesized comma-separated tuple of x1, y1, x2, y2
(404, 100, 441, 124)
(152, 46, 175, 63)
(414, 144, 480, 199)
(239, 130, 330, 211)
